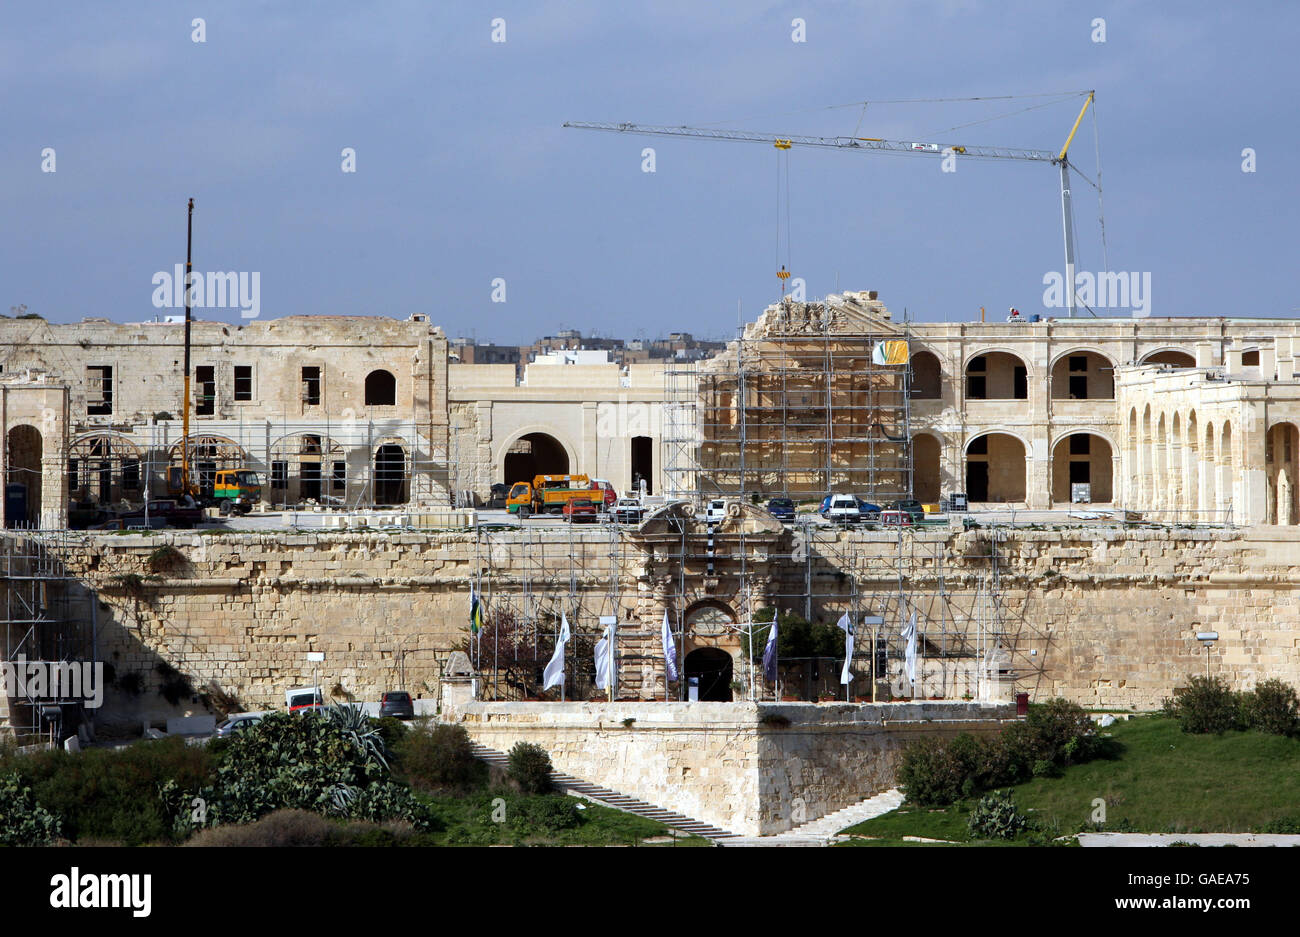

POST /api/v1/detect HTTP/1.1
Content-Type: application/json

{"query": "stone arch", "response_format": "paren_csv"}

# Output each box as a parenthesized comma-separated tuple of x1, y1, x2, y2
(1049, 348, 1116, 400)
(5, 424, 43, 528)
(1140, 348, 1196, 367)
(269, 432, 346, 505)
(909, 350, 942, 400)
(912, 432, 942, 503)
(1218, 422, 1234, 520)
(1186, 410, 1200, 519)
(499, 430, 574, 486)
(1125, 407, 1139, 505)
(683, 648, 734, 702)
(1050, 431, 1115, 504)
(1204, 421, 1218, 522)
(963, 349, 1029, 401)
(1266, 421, 1299, 525)
(67, 432, 144, 508)
(167, 434, 246, 499)
(964, 431, 1027, 503)
(363, 369, 397, 406)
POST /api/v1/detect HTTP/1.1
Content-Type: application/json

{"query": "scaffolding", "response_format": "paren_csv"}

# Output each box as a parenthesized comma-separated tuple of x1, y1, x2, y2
(663, 295, 913, 504)
(0, 530, 92, 740)
(466, 509, 1026, 703)
(66, 412, 456, 514)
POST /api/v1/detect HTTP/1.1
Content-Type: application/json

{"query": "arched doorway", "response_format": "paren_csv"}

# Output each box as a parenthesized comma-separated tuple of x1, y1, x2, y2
(364, 370, 397, 406)
(910, 351, 942, 399)
(167, 435, 245, 499)
(68, 433, 143, 507)
(965, 352, 1028, 400)
(1050, 351, 1115, 400)
(270, 433, 345, 505)
(1051, 433, 1113, 503)
(1266, 422, 1299, 525)
(6, 424, 43, 528)
(684, 648, 733, 702)
(630, 435, 653, 494)
(373, 442, 409, 505)
(913, 434, 941, 503)
(965, 433, 1026, 503)
(503, 432, 569, 485)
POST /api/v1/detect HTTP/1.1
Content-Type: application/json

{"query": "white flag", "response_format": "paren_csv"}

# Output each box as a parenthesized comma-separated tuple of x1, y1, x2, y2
(836, 612, 854, 685)
(661, 610, 678, 682)
(902, 611, 918, 686)
(594, 627, 611, 690)
(542, 613, 570, 690)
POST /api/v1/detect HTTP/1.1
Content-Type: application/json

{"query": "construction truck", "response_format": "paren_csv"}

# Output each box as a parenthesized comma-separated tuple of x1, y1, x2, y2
(506, 474, 594, 517)
(214, 469, 262, 516)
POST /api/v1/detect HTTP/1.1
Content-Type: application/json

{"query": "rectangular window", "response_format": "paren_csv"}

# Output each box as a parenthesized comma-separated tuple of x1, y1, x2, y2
(87, 365, 113, 415)
(68, 460, 79, 492)
(1069, 434, 1091, 455)
(966, 375, 987, 399)
(1013, 366, 1028, 400)
(122, 459, 140, 489)
(1068, 375, 1087, 399)
(301, 367, 321, 406)
(196, 365, 216, 416)
(271, 461, 288, 490)
(333, 460, 346, 492)
(234, 365, 253, 402)
(1069, 355, 1088, 372)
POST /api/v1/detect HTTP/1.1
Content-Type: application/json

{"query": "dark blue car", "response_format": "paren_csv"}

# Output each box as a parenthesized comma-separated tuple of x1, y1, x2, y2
(856, 499, 882, 520)
(767, 498, 795, 521)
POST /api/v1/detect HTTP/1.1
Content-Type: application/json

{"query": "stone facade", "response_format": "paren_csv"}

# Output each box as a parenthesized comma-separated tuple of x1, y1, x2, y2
(0, 314, 450, 524)
(449, 700, 1013, 835)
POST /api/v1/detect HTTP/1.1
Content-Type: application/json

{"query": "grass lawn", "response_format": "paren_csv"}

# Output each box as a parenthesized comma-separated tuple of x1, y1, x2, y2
(840, 715, 1300, 845)
(418, 790, 712, 846)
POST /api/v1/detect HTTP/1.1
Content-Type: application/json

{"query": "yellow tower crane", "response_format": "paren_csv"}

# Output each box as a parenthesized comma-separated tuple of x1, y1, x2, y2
(566, 91, 1098, 317)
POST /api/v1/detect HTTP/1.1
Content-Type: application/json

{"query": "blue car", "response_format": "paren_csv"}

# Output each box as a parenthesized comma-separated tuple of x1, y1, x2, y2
(856, 499, 882, 520)
(766, 498, 795, 521)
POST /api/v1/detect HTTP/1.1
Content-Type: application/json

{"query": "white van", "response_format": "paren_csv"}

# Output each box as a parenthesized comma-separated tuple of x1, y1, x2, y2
(286, 686, 325, 713)
(826, 495, 861, 525)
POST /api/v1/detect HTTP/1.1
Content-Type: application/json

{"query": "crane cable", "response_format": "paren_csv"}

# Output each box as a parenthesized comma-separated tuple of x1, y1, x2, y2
(775, 148, 793, 295)
(1092, 99, 1109, 275)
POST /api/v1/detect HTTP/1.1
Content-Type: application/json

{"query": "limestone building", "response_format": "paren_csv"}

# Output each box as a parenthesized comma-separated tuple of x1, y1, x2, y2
(1, 314, 450, 527)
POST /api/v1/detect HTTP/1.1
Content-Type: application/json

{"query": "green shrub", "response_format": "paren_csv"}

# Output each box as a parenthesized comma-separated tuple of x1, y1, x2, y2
(967, 789, 1028, 841)
(1240, 679, 1300, 736)
(1166, 676, 1244, 734)
(0, 736, 214, 845)
(509, 794, 580, 835)
(184, 808, 436, 847)
(897, 737, 964, 806)
(394, 722, 485, 792)
(0, 771, 61, 846)
(506, 742, 553, 795)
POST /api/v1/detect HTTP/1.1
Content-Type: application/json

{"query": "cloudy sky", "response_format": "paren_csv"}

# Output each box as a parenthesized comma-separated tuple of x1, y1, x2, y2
(2, 1, 1294, 342)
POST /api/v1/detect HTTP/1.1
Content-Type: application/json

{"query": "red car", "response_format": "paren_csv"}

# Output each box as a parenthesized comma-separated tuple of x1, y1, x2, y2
(563, 498, 599, 523)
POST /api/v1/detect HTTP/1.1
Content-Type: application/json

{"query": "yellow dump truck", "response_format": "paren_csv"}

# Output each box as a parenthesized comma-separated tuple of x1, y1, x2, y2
(506, 474, 593, 516)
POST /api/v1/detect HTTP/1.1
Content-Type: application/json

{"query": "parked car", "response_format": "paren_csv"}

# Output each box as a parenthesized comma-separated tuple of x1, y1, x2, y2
(379, 691, 415, 720)
(706, 499, 729, 524)
(285, 686, 325, 714)
(856, 499, 882, 520)
(215, 711, 268, 737)
(826, 495, 862, 525)
(766, 497, 795, 521)
(888, 499, 926, 522)
(119, 499, 204, 529)
(879, 509, 914, 526)
(817, 494, 834, 515)
(562, 498, 599, 523)
(612, 498, 645, 524)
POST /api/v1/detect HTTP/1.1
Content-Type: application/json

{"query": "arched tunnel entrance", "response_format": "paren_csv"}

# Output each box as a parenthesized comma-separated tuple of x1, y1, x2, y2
(503, 433, 569, 484)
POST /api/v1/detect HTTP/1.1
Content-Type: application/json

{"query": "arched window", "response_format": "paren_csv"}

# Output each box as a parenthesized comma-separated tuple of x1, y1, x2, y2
(364, 370, 397, 406)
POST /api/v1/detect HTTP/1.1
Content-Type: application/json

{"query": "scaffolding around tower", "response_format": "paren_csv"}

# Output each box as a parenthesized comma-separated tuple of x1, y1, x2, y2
(662, 291, 913, 505)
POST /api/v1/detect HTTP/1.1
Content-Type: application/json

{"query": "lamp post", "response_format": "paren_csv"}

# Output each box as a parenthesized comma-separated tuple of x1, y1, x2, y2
(1195, 631, 1219, 679)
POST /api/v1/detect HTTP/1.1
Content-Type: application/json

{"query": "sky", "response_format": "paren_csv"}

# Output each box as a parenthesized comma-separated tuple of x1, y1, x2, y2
(2, 1, 1295, 343)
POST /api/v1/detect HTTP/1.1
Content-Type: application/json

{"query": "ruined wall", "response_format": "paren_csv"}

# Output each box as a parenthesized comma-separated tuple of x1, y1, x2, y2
(57, 525, 1300, 737)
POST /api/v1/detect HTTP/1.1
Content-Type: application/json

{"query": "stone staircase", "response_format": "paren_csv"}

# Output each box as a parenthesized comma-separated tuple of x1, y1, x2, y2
(468, 741, 739, 842)
(777, 788, 906, 841)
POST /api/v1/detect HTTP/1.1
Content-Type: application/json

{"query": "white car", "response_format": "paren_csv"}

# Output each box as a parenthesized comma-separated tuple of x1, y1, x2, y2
(826, 495, 862, 525)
